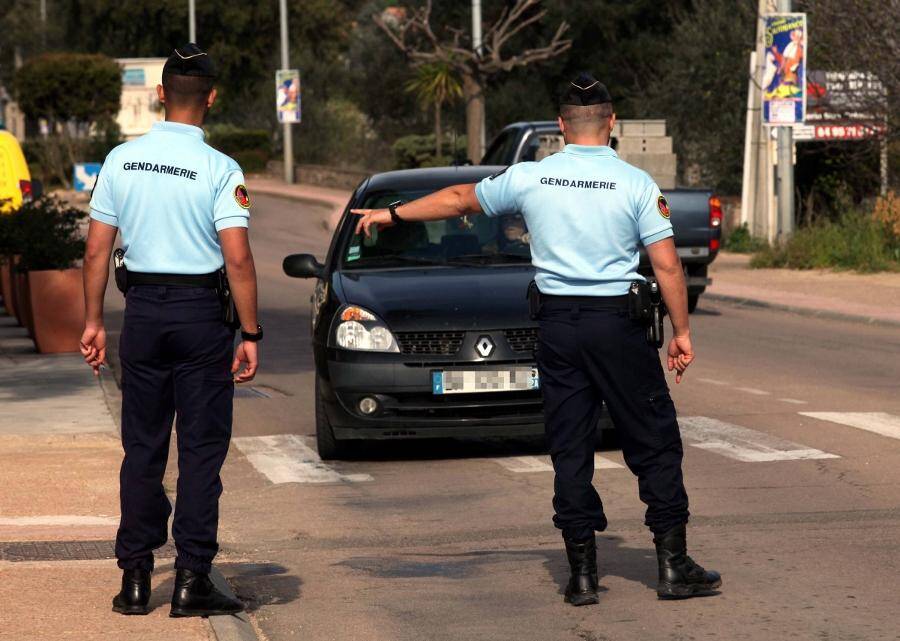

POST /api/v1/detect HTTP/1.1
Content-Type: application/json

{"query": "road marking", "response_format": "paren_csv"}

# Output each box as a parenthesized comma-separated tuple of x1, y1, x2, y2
(232, 434, 373, 484)
(492, 456, 553, 473)
(800, 412, 900, 441)
(734, 387, 771, 396)
(0, 516, 119, 526)
(697, 378, 730, 386)
(679, 416, 839, 462)
(492, 454, 623, 473)
(778, 398, 808, 405)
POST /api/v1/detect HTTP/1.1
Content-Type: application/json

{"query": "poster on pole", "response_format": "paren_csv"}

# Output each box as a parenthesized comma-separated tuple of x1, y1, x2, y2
(762, 13, 807, 125)
(276, 69, 301, 124)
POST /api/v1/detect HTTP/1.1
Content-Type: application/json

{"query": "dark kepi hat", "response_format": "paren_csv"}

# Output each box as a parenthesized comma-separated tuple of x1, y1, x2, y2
(163, 43, 216, 78)
(559, 72, 612, 106)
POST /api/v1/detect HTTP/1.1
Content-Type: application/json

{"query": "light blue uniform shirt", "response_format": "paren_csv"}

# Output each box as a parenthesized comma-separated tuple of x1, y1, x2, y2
(90, 121, 250, 274)
(475, 144, 673, 296)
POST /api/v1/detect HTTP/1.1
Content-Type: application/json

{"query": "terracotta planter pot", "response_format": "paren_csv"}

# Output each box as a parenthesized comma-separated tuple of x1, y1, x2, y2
(28, 267, 85, 354)
(0, 256, 16, 318)
(15, 269, 34, 337)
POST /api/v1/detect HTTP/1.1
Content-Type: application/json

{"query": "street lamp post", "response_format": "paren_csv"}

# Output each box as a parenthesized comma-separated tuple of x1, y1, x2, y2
(279, 0, 294, 184)
(776, 0, 794, 240)
(188, 0, 196, 43)
(471, 0, 485, 159)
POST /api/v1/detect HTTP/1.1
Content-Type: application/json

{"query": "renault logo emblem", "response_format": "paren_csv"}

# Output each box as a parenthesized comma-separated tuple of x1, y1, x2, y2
(475, 335, 494, 358)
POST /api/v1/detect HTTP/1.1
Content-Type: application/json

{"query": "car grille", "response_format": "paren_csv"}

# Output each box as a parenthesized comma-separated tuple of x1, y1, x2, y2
(395, 331, 465, 355)
(504, 327, 538, 353)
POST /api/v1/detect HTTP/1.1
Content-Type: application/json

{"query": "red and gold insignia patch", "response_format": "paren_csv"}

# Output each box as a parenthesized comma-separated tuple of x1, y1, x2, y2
(657, 194, 670, 219)
(234, 184, 251, 209)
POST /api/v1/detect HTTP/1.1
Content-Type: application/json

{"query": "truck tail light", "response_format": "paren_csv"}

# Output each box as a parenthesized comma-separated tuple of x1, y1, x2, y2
(19, 180, 33, 202)
(709, 195, 723, 252)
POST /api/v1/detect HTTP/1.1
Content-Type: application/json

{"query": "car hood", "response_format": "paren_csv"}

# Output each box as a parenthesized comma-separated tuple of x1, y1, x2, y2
(337, 266, 536, 331)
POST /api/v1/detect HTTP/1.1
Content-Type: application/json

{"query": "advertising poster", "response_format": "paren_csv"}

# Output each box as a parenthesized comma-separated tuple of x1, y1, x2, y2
(276, 69, 301, 124)
(762, 13, 807, 125)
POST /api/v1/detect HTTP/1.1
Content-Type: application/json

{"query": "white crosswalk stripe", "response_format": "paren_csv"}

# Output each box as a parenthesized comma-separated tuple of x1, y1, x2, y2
(233, 434, 373, 484)
(800, 412, 900, 441)
(492, 454, 623, 473)
(679, 416, 839, 463)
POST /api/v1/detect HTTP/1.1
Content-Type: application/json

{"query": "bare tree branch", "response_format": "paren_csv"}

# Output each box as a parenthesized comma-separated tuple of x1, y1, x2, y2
(371, 0, 571, 77)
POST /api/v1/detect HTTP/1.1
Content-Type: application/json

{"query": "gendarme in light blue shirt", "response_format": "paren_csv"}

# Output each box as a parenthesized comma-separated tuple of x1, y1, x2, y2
(475, 144, 673, 296)
(90, 121, 250, 274)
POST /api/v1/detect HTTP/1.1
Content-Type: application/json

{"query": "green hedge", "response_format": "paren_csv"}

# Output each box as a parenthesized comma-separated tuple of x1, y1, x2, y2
(751, 211, 900, 272)
(392, 134, 468, 169)
(207, 124, 271, 153)
(723, 223, 767, 253)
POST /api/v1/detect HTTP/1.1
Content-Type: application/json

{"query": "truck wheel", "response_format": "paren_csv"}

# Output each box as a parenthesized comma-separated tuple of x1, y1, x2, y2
(688, 294, 700, 314)
(315, 379, 346, 460)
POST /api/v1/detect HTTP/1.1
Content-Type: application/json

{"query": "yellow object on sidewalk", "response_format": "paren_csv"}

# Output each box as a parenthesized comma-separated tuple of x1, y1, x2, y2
(0, 130, 32, 213)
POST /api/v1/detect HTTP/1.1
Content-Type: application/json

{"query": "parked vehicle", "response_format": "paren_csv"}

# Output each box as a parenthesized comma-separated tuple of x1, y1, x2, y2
(284, 166, 613, 459)
(0, 130, 40, 213)
(482, 121, 721, 312)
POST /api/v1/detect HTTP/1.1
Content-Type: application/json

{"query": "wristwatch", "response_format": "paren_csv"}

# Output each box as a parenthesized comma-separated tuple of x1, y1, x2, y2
(241, 324, 264, 342)
(388, 200, 404, 224)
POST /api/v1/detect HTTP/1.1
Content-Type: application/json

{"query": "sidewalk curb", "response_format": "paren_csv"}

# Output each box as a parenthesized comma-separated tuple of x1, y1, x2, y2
(97, 367, 262, 641)
(249, 183, 344, 232)
(705, 292, 900, 328)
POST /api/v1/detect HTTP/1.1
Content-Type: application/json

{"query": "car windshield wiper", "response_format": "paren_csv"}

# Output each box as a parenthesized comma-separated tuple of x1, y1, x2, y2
(346, 255, 447, 267)
(445, 252, 531, 264)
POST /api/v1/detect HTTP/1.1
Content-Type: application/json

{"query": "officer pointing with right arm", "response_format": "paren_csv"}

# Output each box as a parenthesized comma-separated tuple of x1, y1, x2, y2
(353, 73, 721, 606)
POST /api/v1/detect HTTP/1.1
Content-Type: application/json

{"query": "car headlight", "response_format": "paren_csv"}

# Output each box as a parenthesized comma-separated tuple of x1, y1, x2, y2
(333, 305, 399, 352)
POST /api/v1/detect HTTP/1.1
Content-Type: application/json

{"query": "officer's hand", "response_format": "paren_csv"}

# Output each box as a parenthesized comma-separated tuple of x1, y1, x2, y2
(79, 324, 107, 377)
(232, 341, 258, 383)
(351, 209, 394, 238)
(667, 334, 694, 384)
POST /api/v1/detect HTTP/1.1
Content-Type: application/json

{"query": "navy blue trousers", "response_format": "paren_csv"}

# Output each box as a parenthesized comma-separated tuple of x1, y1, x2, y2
(535, 300, 689, 541)
(116, 285, 234, 574)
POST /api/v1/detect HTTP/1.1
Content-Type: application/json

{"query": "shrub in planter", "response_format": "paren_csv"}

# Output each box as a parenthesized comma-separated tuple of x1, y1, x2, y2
(12, 196, 87, 353)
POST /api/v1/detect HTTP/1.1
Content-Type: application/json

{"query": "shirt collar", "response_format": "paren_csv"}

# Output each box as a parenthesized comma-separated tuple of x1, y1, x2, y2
(151, 120, 206, 140)
(562, 144, 618, 158)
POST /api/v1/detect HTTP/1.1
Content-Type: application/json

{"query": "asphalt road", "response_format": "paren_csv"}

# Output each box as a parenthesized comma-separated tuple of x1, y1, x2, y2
(107, 193, 900, 641)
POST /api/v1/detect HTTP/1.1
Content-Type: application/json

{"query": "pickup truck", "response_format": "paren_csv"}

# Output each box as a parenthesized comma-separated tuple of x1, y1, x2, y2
(481, 121, 720, 312)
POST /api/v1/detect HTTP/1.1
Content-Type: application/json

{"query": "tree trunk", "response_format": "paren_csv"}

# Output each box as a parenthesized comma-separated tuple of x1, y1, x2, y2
(462, 72, 484, 164)
(435, 101, 442, 159)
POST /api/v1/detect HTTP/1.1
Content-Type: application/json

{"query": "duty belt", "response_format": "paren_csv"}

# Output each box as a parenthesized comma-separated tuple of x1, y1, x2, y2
(125, 271, 219, 288)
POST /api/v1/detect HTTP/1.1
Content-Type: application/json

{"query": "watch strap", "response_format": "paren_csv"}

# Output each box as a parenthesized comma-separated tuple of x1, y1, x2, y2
(388, 200, 404, 224)
(241, 325, 263, 342)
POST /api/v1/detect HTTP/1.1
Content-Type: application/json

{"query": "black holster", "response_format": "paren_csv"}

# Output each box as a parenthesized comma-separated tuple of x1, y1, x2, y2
(527, 280, 541, 320)
(217, 269, 240, 329)
(628, 280, 666, 349)
(113, 249, 128, 294)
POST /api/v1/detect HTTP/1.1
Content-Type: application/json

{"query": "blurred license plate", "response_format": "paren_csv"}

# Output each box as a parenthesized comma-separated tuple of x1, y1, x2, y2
(432, 367, 540, 395)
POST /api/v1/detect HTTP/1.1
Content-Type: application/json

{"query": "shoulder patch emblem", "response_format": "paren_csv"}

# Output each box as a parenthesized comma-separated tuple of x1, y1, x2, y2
(657, 194, 670, 219)
(489, 166, 509, 180)
(234, 184, 251, 209)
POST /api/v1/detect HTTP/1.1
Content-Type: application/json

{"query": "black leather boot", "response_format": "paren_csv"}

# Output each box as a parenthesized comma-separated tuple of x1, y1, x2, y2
(654, 524, 722, 599)
(563, 536, 600, 606)
(112, 569, 151, 615)
(170, 569, 244, 617)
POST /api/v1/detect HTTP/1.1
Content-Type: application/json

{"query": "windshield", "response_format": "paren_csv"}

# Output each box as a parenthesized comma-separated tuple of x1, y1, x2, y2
(342, 189, 532, 269)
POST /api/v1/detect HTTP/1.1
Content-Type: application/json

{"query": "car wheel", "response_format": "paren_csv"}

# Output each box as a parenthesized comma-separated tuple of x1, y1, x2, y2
(687, 294, 700, 314)
(315, 379, 346, 460)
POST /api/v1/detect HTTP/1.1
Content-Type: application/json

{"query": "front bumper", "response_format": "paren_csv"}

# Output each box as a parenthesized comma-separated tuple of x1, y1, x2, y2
(322, 351, 546, 440)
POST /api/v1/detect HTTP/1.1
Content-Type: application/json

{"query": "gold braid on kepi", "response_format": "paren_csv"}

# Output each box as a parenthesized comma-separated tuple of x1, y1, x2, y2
(163, 43, 217, 78)
(558, 72, 612, 106)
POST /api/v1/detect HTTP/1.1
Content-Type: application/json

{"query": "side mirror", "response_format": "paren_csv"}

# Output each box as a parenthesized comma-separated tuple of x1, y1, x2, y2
(31, 179, 43, 199)
(283, 253, 324, 279)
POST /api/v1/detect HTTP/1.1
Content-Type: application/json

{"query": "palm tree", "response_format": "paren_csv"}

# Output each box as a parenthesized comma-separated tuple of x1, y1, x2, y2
(404, 61, 463, 158)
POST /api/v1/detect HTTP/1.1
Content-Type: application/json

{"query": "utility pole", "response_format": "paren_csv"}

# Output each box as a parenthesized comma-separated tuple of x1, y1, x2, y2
(40, 0, 47, 49)
(775, 0, 794, 241)
(279, 0, 294, 184)
(188, 0, 196, 42)
(471, 0, 485, 159)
